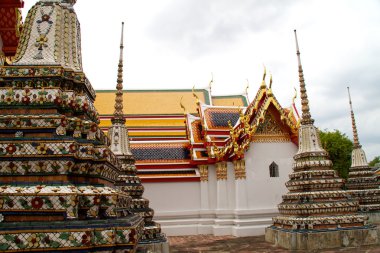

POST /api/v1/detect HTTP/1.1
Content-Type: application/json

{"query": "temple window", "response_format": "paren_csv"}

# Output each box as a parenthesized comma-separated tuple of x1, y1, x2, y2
(269, 162, 279, 177)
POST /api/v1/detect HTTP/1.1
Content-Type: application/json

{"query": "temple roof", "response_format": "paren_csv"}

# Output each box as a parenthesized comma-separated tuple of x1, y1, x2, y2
(131, 142, 190, 163)
(201, 105, 241, 129)
(95, 89, 248, 115)
(186, 83, 299, 162)
(95, 81, 299, 164)
(212, 95, 247, 106)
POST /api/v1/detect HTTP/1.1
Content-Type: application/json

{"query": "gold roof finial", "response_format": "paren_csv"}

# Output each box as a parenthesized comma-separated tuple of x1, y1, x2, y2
(112, 22, 126, 124)
(209, 72, 214, 92)
(294, 29, 314, 125)
(245, 79, 250, 104)
(192, 85, 200, 104)
(347, 86, 361, 148)
(267, 72, 273, 97)
(180, 96, 187, 115)
(269, 73, 273, 89)
(260, 65, 267, 89)
(292, 87, 297, 104)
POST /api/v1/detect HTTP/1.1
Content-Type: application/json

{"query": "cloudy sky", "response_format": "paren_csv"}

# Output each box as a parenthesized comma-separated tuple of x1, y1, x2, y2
(23, 0, 380, 161)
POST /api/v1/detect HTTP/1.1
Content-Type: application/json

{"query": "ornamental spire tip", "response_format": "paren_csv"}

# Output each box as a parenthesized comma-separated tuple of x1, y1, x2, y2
(294, 29, 314, 125)
(112, 22, 125, 123)
(347, 86, 361, 148)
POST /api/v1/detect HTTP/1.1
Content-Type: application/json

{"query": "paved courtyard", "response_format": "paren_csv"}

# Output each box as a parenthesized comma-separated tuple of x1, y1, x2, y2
(168, 235, 380, 253)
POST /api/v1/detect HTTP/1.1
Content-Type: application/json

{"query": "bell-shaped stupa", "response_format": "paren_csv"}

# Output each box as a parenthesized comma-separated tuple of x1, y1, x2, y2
(345, 87, 380, 218)
(265, 30, 377, 251)
(0, 1, 161, 252)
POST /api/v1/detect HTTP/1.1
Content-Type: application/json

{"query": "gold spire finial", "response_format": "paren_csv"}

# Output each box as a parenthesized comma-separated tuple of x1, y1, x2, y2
(267, 73, 273, 97)
(192, 85, 200, 104)
(292, 87, 297, 104)
(269, 73, 273, 89)
(347, 87, 361, 148)
(180, 96, 187, 115)
(209, 72, 214, 91)
(294, 29, 314, 125)
(245, 79, 250, 104)
(260, 65, 267, 89)
(262, 65, 266, 81)
(112, 22, 126, 124)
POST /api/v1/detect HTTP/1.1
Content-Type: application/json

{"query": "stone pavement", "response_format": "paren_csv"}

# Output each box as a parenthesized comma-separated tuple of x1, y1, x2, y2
(168, 235, 380, 253)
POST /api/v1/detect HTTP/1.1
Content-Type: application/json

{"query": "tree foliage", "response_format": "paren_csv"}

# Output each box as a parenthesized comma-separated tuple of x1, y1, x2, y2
(318, 129, 353, 179)
(369, 156, 380, 167)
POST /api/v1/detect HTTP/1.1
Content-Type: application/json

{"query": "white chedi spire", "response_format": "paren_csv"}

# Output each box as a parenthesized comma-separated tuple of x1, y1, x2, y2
(293, 30, 325, 155)
(108, 22, 132, 157)
(347, 87, 368, 167)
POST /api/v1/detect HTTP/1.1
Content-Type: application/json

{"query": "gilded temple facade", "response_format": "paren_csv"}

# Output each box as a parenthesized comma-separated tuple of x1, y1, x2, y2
(96, 71, 301, 236)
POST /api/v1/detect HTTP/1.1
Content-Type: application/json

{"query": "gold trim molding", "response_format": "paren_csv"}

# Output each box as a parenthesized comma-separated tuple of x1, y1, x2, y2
(198, 164, 208, 182)
(233, 160, 246, 180)
(216, 162, 227, 181)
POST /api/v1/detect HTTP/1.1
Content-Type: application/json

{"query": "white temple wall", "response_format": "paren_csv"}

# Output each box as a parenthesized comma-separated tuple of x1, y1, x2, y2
(245, 142, 297, 210)
(143, 141, 297, 236)
(143, 181, 200, 214)
(207, 164, 217, 210)
(226, 162, 236, 211)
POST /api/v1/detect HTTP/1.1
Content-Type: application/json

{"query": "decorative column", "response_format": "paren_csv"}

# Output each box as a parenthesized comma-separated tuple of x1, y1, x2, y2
(216, 162, 228, 210)
(233, 160, 248, 210)
(198, 164, 210, 210)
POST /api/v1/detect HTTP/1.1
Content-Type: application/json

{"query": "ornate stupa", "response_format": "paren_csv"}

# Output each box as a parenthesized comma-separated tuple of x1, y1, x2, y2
(0, 1, 159, 252)
(108, 22, 168, 252)
(345, 87, 380, 216)
(265, 30, 377, 250)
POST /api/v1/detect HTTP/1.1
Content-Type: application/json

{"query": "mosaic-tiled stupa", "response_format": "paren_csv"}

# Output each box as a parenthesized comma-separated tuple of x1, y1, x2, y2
(345, 87, 380, 217)
(107, 22, 168, 252)
(265, 30, 377, 250)
(0, 0, 159, 251)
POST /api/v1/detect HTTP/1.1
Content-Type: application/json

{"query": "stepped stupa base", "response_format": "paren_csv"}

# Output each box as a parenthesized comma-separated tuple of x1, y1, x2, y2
(265, 225, 379, 250)
(0, 216, 144, 252)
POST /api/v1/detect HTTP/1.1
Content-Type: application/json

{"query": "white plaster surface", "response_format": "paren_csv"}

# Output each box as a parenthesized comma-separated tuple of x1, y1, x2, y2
(143, 181, 201, 213)
(142, 141, 298, 236)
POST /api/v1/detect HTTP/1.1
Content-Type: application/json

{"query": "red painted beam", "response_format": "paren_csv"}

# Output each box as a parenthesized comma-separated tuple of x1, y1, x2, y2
(0, 0, 24, 8)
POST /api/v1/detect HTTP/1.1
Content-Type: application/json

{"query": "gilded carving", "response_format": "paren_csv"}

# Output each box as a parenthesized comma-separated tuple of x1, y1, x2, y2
(216, 162, 227, 181)
(233, 160, 246, 180)
(198, 165, 208, 182)
(256, 114, 286, 135)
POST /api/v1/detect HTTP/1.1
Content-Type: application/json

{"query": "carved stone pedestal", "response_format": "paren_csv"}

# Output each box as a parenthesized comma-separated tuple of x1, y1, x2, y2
(265, 225, 379, 250)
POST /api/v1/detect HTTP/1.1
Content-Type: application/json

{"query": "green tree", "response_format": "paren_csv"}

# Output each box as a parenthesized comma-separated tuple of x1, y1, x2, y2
(369, 156, 380, 167)
(318, 129, 353, 179)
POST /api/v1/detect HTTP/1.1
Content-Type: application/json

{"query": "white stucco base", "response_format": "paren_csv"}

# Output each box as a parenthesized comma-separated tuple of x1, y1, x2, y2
(143, 142, 297, 236)
(154, 208, 279, 236)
